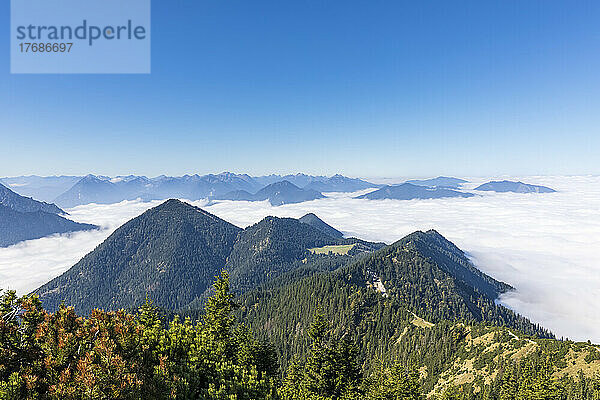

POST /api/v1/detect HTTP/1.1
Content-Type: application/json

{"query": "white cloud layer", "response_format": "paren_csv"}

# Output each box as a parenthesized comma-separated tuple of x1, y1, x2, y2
(1, 176, 599, 343)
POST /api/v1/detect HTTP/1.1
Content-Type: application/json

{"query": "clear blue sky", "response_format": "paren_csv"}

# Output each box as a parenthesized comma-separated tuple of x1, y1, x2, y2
(1, 1, 599, 178)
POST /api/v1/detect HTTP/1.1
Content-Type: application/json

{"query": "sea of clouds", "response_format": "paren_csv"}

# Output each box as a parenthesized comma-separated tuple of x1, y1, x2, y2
(1, 175, 599, 343)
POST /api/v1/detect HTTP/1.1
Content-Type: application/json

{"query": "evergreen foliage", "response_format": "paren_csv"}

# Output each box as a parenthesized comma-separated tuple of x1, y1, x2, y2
(1, 272, 279, 399)
(36, 200, 242, 314)
(2, 277, 600, 399)
(279, 310, 363, 399)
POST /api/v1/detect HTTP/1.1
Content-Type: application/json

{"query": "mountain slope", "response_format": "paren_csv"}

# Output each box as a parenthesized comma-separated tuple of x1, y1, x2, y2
(35, 199, 242, 314)
(356, 183, 474, 200)
(225, 216, 342, 291)
(254, 181, 324, 205)
(215, 189, 255, 201)
(345, 229, 512, 313)
(0, 182, 64, 214)
(35, 201, 384, 313)
(474, 180, 556, 193)
(237, 230, 551, 376)
(299, 213, 344, 238)
(0, 205, 97, 247)
(53, 175, 124, 208)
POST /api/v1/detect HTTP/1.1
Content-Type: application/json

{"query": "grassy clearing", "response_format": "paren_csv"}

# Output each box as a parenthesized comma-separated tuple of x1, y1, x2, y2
(308, 244, 356, 255)
(411, 315, 435, 328)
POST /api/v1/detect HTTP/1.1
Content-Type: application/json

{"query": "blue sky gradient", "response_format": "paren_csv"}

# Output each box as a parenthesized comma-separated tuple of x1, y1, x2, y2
(1, 1, 599, 177)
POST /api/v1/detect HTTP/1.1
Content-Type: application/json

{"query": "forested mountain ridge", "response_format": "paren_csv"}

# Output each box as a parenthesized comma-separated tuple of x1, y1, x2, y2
(225, 216, 341, 291)
(237, 275, 599, 398)
(376, 229, 512, 299)
(33, 200, 383, 313)
(10, 199, 600, 398)
(0, 182, 64, 215)
(341, 229, 530, 326)
(299, 212, 344, 238)
(4, 273, 600, 399)
(0, 205, 97, 248)
(34, 199, 525, 325)
(0, 183, 97, 247)
(236, 229, 551, 377)
(35, 199, 242, 313)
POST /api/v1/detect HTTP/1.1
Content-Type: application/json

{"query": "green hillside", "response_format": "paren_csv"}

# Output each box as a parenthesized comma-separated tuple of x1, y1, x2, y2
(225, 216, 341, 291)
(35, 199, 242, 313)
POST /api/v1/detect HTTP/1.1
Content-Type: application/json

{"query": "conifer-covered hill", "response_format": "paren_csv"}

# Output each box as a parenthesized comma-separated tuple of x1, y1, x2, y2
(34, 198, 524, 327)
(225, 216, 343, 291)
(347, 229, 513, 305)
(4, 274, 600, 399)
(235, 229, 552, 376)
(299, 213, 344, 238)
(35, 199, 242, 314)
(237, 267, 600, 397)
(34, 200, 383, 314)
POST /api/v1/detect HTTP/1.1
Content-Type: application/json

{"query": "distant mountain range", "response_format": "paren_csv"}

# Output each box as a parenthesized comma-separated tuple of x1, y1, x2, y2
(2, 174, 559, 210)
(405, 176, 468, 189)
(3, 173, 378, 208)
(252, 173, 377, 192)
(216, 181, 325, 206)
(356, 183, 475, 200)
(303, 174, 378, 192)
(474, 180, 556, 193)
(0, 183, 97, 247)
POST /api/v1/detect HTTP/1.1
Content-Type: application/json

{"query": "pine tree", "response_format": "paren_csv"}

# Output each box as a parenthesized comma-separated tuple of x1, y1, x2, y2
(366, 361, 423, 399)
(280, 309, 363, 400)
